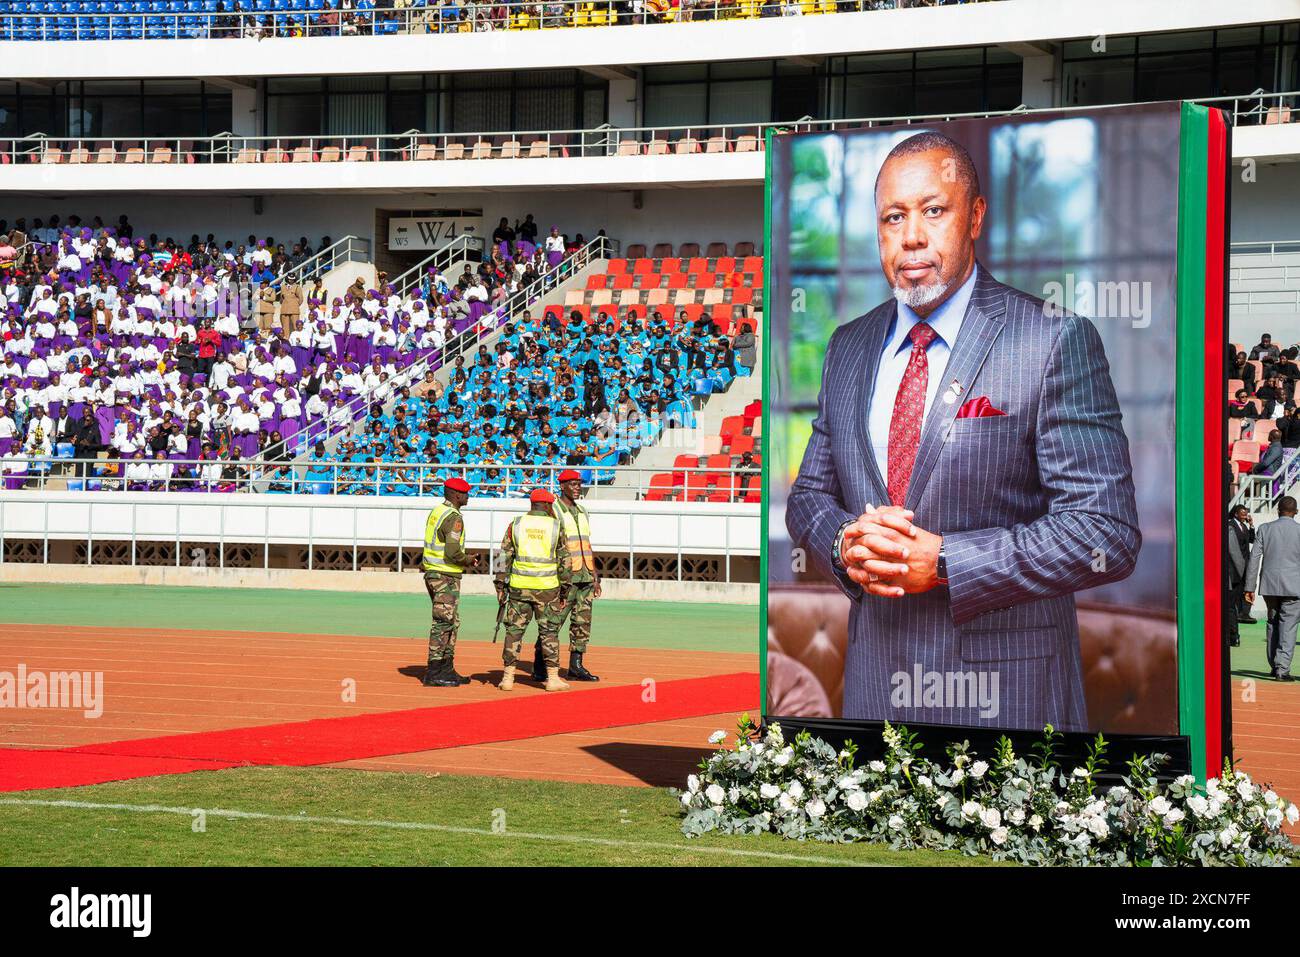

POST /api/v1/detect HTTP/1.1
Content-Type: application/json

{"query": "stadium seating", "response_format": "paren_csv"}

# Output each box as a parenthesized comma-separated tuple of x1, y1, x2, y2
(645, 398, 761, 503)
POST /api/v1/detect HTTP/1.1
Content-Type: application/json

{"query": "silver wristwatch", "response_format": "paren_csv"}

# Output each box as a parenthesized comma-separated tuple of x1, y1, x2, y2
(831, 519, 854, 571)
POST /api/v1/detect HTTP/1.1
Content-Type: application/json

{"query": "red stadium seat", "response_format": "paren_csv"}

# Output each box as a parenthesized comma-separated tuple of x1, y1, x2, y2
(707, 476, 734, 503)
(661, 257, 682, 274)
(687, 257, 709, 274)
(731, 287, 754, 306)
(743, 400, 762, 420)
(715, 256, 736, 274)
(633, 258, 655, 275)
(606, 258, 629, 275)
(730, 434, 755, 456)
(666, 272, 689, 290)
(706, 453, 732, 470)
(612, 273, 635, 290)
(586, 274, 609, 290)
(720, 415, 746, 441)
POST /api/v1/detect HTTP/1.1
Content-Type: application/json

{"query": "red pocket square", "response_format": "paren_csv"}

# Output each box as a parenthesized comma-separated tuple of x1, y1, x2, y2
(956, 396, 1007, 418)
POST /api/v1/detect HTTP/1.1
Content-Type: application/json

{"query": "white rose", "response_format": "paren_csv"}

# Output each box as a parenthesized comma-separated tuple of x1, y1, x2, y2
(680, 792, 692, 806)
(888, 814, 906, 831)
(961, 801, 980, 821)
(705, 784, 726, 805)
(917, 775, 932, 789)
(989, 826, 1008, 846)
(1087, 816, 1109, 839)
(868, 790, 883, 804)
(1266, 807, 1283, 828)
(846, 790, 869, 812)
(1286, 803, 1299, 825)
(950, 767, 965, 785)
(727, 787, 740, 804)
(970, 761, 988, 779)
(1163, 808, 1185, 827)
(1071, 767, 1089, 779)
(708, 730, 726, 745)
(787, 780, 805, 800)
(1237, 780, 1255, 801)
(1265, 789, 1280, 806)
(1008, 807, 1025, 825)
(837, 775, 861, 792)
(869, 761, 886, 773)
(778, 792, 796, 812)
(686, 775, 700, 794)
(1175, 774, 1196, 788)
(1187, 796, 1209, 816)
(773, 751, 791, 768)
(806, 798, 827, 818)
(1218, 826, 1238, 847)
(979, 807, 1002, 829)
(1029, 814, 1043, 831)
(1206, 800, 1223, 818)
(1148, 796, 1172, 816)
(760, 783, 780, 800)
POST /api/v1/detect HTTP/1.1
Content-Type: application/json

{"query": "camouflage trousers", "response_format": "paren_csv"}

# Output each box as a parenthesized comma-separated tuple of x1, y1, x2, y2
(424, 570, 462, 662)
(501, 585, 567, 669)
(557, 579, 595, 653)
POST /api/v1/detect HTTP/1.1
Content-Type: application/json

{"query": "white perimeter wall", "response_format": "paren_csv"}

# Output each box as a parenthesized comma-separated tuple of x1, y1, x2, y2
(0, 492, 761, 558)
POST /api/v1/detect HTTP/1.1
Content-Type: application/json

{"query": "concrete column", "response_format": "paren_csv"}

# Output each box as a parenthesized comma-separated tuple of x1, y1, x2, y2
(230, 82, 260, 136)
(1020, 52, 1056, 110)
(608, 75, 638, 129)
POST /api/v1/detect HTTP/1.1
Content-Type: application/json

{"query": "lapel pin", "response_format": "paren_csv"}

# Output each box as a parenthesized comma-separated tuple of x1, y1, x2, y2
(942, 380, 963, 405)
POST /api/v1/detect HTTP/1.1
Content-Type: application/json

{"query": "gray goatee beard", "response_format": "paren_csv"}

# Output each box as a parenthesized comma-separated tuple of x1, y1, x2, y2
(892, 277, 951, 312)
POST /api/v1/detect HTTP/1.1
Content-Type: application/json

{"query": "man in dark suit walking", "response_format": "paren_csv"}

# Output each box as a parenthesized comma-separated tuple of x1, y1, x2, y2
(786, 131, 1141, 731)
(1244, 495, 1300, 681)
(1227, 505, 1256, 649)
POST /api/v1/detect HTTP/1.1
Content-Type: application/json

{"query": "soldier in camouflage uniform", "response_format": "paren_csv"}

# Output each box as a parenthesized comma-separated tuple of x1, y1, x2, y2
(496, 487, 573, 692)
(421, 477, 478, 687)
(554, 468, 601, 681)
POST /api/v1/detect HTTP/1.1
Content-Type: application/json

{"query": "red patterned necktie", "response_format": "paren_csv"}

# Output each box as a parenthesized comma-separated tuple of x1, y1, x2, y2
(887, 321, 938, 507)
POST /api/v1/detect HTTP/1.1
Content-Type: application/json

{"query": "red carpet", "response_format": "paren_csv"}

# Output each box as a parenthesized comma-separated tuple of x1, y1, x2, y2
(0, 672, 758, 792)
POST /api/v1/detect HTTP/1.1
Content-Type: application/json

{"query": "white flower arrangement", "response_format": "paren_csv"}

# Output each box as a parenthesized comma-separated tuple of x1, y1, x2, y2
(674, 716, 1298, 866)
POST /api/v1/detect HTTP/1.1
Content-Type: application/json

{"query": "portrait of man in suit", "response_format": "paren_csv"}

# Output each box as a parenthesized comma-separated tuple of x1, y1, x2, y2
(784, 131, 1142, 732)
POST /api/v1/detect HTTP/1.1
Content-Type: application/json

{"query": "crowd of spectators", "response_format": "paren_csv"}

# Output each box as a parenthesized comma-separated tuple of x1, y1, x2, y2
(2, 0, 979, 41)
(0, 211, 595, 492)
(1230, 332, 1300, 486)
(0, 211, 750, 498)
(296, 299, 753, 496)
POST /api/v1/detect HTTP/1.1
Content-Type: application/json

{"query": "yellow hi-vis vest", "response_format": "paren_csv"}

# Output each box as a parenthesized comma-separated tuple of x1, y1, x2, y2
(422, 501, 463, 574)
(558, 500, 595, 574)
(508, 513, 561, 590)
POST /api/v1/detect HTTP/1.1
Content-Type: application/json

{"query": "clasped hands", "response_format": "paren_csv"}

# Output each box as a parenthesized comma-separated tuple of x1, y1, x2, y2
(839, 505, 942, 598)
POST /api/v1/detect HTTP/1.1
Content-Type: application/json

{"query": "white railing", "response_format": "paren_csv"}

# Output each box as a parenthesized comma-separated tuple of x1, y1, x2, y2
(272, 234, 371, 284)
(1, 457, 761, 501)
(391, 234, 486, 301)
(11, 90, 1300, 171)
(0, 491, 759, 581)
(0, 0, 973, 42)
(307, 233, 616, 452)
(1232, 448, 1300, 514)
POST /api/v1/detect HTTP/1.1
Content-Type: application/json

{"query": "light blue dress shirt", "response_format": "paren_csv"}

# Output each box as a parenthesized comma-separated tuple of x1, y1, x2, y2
(867, 266, 980, 487)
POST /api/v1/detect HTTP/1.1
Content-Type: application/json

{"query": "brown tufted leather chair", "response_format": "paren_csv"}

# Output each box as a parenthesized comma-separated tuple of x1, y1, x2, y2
(767, 586, 1178, 734)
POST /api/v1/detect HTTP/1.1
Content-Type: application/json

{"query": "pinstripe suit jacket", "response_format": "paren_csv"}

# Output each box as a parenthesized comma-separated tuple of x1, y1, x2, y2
(785, 267, 1141, 731)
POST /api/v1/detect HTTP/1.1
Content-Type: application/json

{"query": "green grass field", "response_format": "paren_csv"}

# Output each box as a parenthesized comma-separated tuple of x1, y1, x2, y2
(0, 767, 1002, 867)
(0, 582, 758, 653)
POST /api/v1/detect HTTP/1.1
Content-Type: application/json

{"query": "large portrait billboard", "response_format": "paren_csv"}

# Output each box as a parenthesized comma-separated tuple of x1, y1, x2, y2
(763, 103, 1228, 764)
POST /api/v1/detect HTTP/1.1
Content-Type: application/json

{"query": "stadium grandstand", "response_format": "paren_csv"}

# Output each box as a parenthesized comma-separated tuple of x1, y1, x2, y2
(0, 0, 1297, 576)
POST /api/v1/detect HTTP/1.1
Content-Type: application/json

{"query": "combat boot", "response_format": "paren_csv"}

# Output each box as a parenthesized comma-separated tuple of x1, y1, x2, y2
(422, 658, 460, 688)
(566, 652, 599, 682)
(531, 639, 547, 682)
(444, 656, 471, 685)
(544, 666, 570, 692)
(498, 665, 516, 691)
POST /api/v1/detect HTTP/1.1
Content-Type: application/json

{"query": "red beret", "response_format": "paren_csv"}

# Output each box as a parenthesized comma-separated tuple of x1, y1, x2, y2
(558, 469, 582, 482)
(444, 477, 471, 493)
(529, 487, 555, 504)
